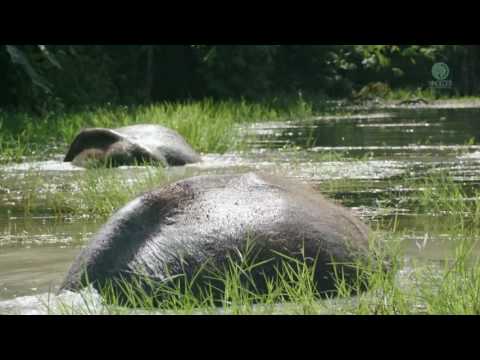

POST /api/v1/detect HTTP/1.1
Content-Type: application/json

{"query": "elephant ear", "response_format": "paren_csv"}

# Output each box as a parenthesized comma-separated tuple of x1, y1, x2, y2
(64, 128, 125, 162)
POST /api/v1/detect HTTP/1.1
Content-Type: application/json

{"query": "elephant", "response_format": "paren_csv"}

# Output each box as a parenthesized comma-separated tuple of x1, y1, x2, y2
(64, 124, 201, 167)
(60, 172, 373, 305)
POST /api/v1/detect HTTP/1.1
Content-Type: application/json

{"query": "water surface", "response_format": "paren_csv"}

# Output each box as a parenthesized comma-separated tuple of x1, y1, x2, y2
(2, 106, 480, 313)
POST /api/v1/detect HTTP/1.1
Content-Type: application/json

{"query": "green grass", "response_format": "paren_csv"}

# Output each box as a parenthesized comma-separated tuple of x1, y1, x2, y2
(11, 167, 169, 219)
(410, 171, 480, 228)
(46, 225, 480, 315)
(49, 239, 373, 315)
(0, 96, 340, 164)
(7, 154, 366, 221)
(34, 169, 480, 315)
(7, 168, 480, 314)
(413, 233, 480, 314)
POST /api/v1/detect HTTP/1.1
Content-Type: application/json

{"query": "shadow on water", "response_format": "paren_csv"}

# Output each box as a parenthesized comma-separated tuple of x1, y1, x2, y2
(2, 106, 480, 311)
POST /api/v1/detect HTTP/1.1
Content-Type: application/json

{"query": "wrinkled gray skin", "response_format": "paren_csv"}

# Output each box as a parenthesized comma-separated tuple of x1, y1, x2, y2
(60, 173, 371, 304)
(64, 124, 201, 167)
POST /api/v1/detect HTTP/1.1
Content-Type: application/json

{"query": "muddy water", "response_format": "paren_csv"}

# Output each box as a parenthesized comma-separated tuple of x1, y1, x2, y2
(2, 106, 480, 313)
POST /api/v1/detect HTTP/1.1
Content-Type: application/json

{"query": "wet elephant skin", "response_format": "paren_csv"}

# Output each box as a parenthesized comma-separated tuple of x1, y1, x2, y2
(60, 172, 372, 305)
(64, 124, 201, 167)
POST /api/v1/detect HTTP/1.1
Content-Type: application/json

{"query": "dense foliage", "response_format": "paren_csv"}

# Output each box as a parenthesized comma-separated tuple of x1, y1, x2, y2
(2, 45, 479, 112)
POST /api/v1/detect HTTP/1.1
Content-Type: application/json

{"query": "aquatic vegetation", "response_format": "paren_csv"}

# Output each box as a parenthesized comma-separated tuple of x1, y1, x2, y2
(45, 225, 474, 315)
(409, 172, 480, 229)
(0, 97, 337, 164)
(415, 237, 480, 314)
(50, 240, 360, 315)
(6, 222, 471, 315)
(5, 168, 480, 314)
(0, 135, 28, 163)
(4, 103, 480, 314)
(8, 167, 170, 219)
(326, 224, 480, 315)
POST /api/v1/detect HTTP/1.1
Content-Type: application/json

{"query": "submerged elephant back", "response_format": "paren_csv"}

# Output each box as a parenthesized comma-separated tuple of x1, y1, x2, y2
(64, 124, 201, 167)
(60, 172, 371, 301)
(115, 125, 201, 165)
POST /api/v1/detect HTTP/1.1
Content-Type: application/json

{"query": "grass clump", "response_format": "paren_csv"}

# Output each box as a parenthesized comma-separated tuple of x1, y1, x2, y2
(13, 167, 169, 219)
(49, 236, 390, 315)
(46, 217, 480, 315)
(417, 236, 480, 314)
(0, 96, 336, 164)
(396, 171, 480, 235)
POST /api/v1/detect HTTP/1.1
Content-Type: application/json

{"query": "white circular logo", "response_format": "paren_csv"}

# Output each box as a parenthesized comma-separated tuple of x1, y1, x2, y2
(432, 63, 450, 81)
